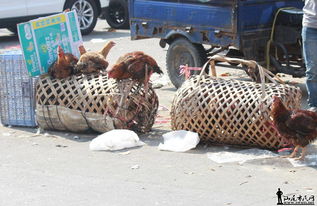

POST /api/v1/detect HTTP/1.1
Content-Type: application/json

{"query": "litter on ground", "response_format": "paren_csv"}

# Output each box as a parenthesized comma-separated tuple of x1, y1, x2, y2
(158, 130, 200, 152)
(287, 155, 317, 167)
(207, 148, 278, 164)
(89, 129, 145, 151)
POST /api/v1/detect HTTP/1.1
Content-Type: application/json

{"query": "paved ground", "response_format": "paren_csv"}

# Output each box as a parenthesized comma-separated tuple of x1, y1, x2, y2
(0, 20, 316, 206)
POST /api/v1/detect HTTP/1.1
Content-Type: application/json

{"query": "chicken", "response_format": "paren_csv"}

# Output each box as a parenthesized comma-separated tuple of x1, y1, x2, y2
(74, 41, 115, 75)
(107, 51, 163, 83)
(107, 51, 163, 121)
(48, 45, 78, 79)
(271, 96, 317, 160)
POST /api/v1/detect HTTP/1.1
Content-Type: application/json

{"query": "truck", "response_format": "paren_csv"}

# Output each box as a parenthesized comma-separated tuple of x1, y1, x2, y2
(129, 0, 304, 88)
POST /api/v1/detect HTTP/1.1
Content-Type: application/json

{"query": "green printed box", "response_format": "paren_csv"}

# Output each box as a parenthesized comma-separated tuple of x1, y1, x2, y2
(18, 11, 83, 77)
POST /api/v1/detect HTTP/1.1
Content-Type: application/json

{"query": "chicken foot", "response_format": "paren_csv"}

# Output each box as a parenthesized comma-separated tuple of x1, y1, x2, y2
(281, 145, 300, 158)
(295, 147, 307, 161)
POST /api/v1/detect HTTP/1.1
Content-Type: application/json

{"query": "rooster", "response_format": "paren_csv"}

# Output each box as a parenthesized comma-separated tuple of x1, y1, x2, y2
(271, 96, 317, 160)
(48, 46, 78, 79)
(106, 51, 163, 121)
(75, 41, 115, 75)
(107, 51, 163, 82)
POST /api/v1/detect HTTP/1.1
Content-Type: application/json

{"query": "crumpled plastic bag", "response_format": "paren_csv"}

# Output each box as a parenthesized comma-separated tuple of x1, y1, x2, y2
(207, 148, 278, 164)
(158, 130, 200, 152)
(89, 129, 145, 151)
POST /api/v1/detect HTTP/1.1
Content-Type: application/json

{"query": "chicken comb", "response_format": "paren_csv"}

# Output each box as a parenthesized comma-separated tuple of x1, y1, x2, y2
(57, 45, 64, 56)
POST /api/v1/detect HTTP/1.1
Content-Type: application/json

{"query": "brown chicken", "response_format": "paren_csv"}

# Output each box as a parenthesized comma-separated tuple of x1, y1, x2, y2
(107, 51, 163, 121)
(271, 96, 317, 160)
(74, 41, 115, 75)
(107, 51, 163, 83)
(48, 46, 78, 79)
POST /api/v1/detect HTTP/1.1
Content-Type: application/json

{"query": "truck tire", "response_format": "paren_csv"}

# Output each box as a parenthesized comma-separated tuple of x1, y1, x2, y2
(105, 0, 129, 29)
(166, 38, 207, 88)
(65, 0, 98, 35)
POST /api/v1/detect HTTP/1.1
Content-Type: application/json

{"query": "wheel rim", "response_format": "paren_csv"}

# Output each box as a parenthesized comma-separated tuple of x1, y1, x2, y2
(72, 0, 94, 30)
(109, 3, 125, 25)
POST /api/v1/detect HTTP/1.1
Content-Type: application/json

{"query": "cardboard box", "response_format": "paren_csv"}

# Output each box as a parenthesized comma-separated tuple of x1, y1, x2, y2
(18, 11, 83, 77)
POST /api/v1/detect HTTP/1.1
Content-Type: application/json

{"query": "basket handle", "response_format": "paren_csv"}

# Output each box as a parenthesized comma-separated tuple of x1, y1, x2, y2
(195, 55, 285, 99)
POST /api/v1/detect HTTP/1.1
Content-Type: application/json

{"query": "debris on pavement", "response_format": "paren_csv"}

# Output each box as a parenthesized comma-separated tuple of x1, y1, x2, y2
(118, 151, 131, 155)
(90, 38, 108, 43)
(184, 171, 194, 175)
(239, 181, 248, 186)
(158, 130, 200, 152)
(207, 148, 278, 164)
(287, 155, 317, 167)
(56, 144, 68, 148)
(73, 136, 80, 140)
(2, 132, 12, 136)
(220, 72, 231, 77)
(107, 28, 116, 32)
(89, 129, 145, 151)
(131, 164, 140, 169)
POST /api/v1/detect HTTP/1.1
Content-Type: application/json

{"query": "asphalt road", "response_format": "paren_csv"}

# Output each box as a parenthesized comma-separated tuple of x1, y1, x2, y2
(0, 20, 316, 206)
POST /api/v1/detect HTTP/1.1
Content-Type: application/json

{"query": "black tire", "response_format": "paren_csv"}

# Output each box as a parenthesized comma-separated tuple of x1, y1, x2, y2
(105, 0, 129, 29)
(65, 0, 98, 35)
(7, 25, 18, 35)
(166, 38, 207, 88)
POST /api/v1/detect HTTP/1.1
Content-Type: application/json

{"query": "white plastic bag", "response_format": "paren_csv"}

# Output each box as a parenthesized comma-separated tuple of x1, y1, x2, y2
(158, 130, 200, 152)
(207, 148, 278, 164)
(89, 129, 145, 151)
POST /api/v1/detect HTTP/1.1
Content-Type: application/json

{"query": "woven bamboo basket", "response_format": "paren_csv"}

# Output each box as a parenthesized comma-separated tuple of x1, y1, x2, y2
(171, 55, 302, 149)
(36, 74, 158, 133)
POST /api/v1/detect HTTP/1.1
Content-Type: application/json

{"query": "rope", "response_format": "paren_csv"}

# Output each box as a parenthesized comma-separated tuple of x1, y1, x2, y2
(265, 7, 299, 70)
